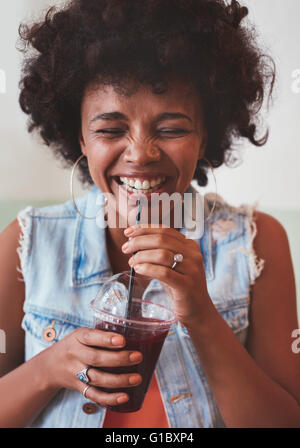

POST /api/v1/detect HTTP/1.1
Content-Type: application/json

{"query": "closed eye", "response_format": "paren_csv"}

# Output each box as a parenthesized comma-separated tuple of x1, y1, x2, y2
(95, 129, 125, 134)
(93, 128, 191, 139)
(158, 129, 191, 138)
(158, 129, 189, 133)
(94, 129, 126, 139)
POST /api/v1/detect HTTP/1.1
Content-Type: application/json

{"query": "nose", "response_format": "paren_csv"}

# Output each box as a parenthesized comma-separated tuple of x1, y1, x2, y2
(123, 141, 161, 165)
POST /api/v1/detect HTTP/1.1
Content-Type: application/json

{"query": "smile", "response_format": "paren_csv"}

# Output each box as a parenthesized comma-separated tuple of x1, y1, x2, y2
(116, 176, 167, 194)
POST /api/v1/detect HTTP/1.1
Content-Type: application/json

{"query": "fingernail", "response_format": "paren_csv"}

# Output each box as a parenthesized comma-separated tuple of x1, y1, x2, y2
(124, 227, 134, 236)
(129, 352, 142, 362)
(129, 375, 141, 385)
(122, 242, 129, 252)
(111, 336, 124, 346)
(117, 395, 129, 404)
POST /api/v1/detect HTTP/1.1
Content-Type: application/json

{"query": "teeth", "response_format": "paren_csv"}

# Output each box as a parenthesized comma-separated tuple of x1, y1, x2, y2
(142, 180, 150, 189)
(151, 178, 160, 187)
(134, 179, 142, 190)
(119, 176, 165, 190)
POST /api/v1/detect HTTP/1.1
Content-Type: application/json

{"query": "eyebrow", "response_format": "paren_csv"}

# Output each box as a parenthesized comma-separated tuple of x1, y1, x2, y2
(90, 111, 192, 124)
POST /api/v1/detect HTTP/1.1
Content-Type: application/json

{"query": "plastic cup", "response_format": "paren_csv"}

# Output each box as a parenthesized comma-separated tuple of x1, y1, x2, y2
(90, 272, 176, 413)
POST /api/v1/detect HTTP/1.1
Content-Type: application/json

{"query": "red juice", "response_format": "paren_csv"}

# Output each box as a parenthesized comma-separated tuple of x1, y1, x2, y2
(95, 318, 169, 412)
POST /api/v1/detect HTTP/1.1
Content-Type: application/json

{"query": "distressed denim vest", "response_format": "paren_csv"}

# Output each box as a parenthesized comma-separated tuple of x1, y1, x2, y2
(17, 183, 264, 428)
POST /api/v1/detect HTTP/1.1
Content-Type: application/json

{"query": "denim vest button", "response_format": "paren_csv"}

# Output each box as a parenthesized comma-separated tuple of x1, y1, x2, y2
(82, 403, 97, 415)
(43, 321, 56, 342)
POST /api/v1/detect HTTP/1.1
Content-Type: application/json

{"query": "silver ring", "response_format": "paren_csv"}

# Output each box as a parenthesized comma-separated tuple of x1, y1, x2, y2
(171, 253, 183, 270)
(82, 385, 91, 399)
(76, 367, 90, 384)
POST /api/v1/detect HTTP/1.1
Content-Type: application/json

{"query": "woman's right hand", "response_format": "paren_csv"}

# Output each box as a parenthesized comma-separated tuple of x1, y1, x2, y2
(43, 327, 143, 406)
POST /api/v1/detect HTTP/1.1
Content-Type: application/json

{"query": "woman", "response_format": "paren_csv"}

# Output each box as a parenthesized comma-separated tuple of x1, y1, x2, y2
(0, 0, 299, 428)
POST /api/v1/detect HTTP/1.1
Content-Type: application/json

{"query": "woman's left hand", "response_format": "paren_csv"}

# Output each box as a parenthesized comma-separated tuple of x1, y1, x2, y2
(122, 224, 213, 327)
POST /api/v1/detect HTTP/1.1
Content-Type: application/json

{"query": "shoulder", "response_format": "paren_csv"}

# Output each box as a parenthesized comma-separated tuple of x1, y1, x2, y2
(249, 210, 295, 305)
(0, 217, 23, 261)
(205, 192, 257, 222)
(20, 199, 77, 220)
(15, 200, 78, 264)
(19, 185, 97, 221)
(0, 218, 25, 279)
(205, 193, 259, 244)
(252, 211, 290, 263)
(254, 210, 287, 235)
(205, 195, 291, 286)
(0, 218, 26, 374)
(207, 193, 288, 245)
(13, 197, 83, 283)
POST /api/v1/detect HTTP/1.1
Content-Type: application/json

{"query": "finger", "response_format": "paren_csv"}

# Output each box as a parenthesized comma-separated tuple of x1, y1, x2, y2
(134, 262, 186, 288)
(125, 224, 186, 242)
(76, 345, 143, 368)
(81, 385, 129, 407)
(128, 226, 202, 259)
(122, 234, 187, 256)
(129, 249, 195, 275)
(88, 368, 142, 389)
(129, 248, 174, 267)
(76, 328, 125, 349)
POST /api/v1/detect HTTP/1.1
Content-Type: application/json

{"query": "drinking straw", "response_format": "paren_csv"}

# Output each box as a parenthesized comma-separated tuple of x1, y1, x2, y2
(126, 198, 142, 320)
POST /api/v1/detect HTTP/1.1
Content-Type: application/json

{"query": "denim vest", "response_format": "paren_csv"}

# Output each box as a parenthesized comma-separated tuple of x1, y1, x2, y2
(17, 184, 264, 428)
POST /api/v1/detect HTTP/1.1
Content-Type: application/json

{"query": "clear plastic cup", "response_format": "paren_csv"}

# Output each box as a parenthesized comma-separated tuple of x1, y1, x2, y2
(90, 272, 176, 412)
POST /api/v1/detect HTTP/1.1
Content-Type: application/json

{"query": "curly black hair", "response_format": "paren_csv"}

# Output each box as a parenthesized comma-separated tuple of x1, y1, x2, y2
(18, 0, 275, 187)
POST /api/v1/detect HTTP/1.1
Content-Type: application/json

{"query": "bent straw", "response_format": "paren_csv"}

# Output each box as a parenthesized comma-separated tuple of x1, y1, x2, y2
(126, 198, 142, 321)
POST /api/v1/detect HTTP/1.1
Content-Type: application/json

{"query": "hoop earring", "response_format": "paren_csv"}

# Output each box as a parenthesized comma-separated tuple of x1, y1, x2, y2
(181, 157, 217, 224)
(70, 154, 108, 220)
(201, 157, 218, 221)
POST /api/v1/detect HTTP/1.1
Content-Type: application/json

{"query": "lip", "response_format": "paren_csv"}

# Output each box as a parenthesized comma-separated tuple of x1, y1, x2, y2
(111, 172, 169, 181)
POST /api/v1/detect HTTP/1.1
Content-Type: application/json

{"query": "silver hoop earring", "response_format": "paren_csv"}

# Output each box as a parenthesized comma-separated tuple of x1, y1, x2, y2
(70, 154, 108, 220)
(181, 157, 217, 222)
(201, 157, 217, 221)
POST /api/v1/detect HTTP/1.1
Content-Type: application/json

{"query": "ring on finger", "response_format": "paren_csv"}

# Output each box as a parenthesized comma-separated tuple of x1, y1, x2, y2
(171, 253, 184, 270)
(82, 385, 91, 398)
(76, 367, 91, 384)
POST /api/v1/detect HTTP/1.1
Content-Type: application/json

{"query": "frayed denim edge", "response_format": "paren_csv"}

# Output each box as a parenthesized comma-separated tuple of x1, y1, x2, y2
(16, 206, 34, 283)
(239, 202, 265, 286)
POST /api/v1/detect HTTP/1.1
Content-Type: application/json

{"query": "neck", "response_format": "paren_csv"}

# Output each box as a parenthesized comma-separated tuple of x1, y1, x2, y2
(105, 225, 130, 275)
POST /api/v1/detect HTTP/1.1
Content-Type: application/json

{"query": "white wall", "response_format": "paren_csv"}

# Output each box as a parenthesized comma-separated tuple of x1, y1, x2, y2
(203, 0, 300, 211)
(0, 0, 81, 201)
(0, 0, 300, 209)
